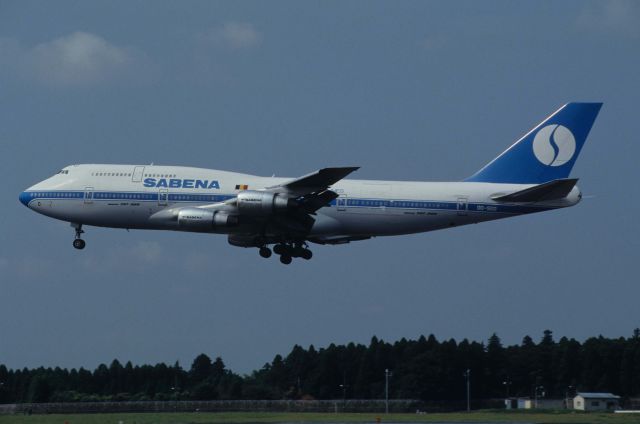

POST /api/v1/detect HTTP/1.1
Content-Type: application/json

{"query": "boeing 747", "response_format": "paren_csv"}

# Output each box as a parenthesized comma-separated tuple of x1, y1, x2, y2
(19, 103, 601, 264)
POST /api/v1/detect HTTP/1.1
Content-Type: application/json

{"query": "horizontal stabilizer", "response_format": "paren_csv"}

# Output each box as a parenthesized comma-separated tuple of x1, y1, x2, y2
(492, 178, 578, 202)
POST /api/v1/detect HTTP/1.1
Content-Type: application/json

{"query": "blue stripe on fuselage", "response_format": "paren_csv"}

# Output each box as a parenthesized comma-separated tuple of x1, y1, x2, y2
(19, 190, 555, 215)
(19, 190, 84, 206)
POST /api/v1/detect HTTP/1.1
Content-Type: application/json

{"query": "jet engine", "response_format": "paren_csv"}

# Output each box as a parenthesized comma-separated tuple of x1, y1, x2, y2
(236, 191, 297, 216)
(176, 208, 238, 230)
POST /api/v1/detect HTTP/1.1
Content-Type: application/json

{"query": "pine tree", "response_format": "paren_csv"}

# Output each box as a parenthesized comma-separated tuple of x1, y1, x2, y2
(485, 333, 506, 397)
(190, 354, 213, 385)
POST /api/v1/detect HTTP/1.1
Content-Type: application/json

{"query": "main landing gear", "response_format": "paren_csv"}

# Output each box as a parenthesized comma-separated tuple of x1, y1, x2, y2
(259, 242, 312, 264)
(71, 223, 86, 250)
(259, 246, 272, 258)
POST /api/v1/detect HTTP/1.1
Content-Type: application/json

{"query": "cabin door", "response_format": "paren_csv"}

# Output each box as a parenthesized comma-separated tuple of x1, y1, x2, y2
(456, 197, 468, 216)
(132, 166, 145, 182)
(337, 196, 348, 212)
(158, 189, 168, 206)
(84, 187, 94, 204)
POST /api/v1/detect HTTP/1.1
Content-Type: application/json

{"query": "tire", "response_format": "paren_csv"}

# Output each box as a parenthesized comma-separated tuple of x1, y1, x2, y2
(73, 239, 86, 250)
(279, 255, 292, 265)
(259, 247, 272, 258)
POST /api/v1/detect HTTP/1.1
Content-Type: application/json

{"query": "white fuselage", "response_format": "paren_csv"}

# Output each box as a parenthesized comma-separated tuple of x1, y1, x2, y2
(20, 164, 581, 240)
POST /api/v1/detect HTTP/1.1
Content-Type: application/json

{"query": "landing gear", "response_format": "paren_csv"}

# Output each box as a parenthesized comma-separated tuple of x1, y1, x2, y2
(268, 242, 312, 264)
(71, 223, 86, 250)
(259, 246, 272, 258)
(273, 244, 292, 265)
(279, 254, 292, 265)
(273, 244, 287, 255)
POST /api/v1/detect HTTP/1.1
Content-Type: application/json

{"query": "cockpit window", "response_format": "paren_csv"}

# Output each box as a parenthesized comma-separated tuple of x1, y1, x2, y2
(57, 170, 69, 175)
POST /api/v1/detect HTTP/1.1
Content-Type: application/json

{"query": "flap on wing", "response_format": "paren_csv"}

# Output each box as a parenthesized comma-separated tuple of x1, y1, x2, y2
(492, 178, 578, 202)
(268, 167, 359, 193)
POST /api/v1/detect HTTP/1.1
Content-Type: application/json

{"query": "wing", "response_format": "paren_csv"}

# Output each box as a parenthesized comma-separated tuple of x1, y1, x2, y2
(150, 167, 359, 244)
(267, 166, 359, 215)
(267, 167, 359, 195)
(265, 167, 359, 237)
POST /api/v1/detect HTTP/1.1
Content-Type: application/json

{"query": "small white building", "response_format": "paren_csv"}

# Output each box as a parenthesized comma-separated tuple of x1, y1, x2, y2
(573, 392, 621, 411)
(516, 398, 531, 409)
(516, 398, 565, 410)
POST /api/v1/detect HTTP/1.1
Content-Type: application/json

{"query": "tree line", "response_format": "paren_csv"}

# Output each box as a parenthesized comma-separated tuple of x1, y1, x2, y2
(1, 329, 639, 404)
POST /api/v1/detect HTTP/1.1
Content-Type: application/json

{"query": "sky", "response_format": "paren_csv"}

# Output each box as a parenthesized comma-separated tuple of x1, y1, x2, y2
(1, 0, 639, 374)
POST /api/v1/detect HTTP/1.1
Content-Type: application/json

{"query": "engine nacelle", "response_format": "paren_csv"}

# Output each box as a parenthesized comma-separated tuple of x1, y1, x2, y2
(176, 208, 238, 230)
(236, 191, 296, 216)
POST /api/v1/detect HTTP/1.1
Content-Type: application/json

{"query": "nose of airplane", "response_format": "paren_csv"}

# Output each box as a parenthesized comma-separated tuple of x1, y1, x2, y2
(19, 190, 32, 207)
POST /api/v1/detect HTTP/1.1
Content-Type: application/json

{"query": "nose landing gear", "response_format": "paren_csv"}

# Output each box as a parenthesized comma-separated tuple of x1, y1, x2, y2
(71, 223, 86, 250)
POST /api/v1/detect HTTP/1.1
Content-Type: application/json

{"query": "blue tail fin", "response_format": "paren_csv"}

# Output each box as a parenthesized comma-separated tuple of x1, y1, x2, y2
(465, 103, 602, 184)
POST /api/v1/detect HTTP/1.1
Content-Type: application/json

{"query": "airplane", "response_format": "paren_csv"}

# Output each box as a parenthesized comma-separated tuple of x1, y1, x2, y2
(19, 102, 601, 264)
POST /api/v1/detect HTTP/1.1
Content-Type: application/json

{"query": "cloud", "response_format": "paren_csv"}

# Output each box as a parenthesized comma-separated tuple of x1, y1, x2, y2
(2, 255, 57, 280)
(80, 240, 164, 274)
(200, 22, 263, 49)
(576, 0, 640, 38)
(0, 32, 140, 86)
(128, 241, 163, 264)
(0, 240, 162, 282)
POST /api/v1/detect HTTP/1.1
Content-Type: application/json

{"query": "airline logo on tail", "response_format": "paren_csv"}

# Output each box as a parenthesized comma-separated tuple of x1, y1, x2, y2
(465, 102, 602, 184)
(532, 124, 576, 167)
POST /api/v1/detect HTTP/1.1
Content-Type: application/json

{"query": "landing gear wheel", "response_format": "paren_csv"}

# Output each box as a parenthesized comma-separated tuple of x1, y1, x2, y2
(259, 247, 272, 258)
(273, 244, 287, 255)
(301, 249, 313, 260)
(279, 255, 292, 265)
(71, 223, 85, 250)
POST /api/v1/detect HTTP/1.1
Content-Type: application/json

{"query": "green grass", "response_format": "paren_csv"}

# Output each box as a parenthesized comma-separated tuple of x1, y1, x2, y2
(0, 411, 637, 424)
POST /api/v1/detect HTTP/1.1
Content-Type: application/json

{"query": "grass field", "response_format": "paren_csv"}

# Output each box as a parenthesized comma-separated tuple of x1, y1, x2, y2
(0, 411, 638, 424)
